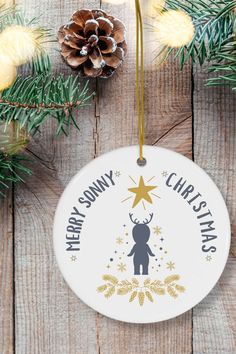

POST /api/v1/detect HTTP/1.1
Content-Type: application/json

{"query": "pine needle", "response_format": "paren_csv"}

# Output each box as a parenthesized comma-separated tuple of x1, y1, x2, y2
(153, 0, 236, 90)
(164, 0, 236, 67)
(0, 5, 94, 197)
(0, 153, 32, 197)
(0, 75, 94, 135)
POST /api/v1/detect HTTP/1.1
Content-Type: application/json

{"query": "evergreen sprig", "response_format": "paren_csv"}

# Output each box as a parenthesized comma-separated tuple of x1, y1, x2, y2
(0, 4, 45, 29)
(0, 75, 94, 135)
(208, 37, 236, 88)
(0, 6, 95, 197)
(31, 52, 52, 75)
(0, 153, 32, 197)
(0, 5, 53, 73)
(165, 0, 236, 66)
(0, 5, 25, 30)
(158, 0, 236, 89)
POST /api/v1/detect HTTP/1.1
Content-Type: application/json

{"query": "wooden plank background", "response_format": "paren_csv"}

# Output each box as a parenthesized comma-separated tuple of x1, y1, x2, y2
(0, 0, 235, 353)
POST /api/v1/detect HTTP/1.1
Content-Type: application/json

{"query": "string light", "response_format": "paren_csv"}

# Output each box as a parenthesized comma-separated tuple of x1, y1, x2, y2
(0, 25, 41, 66)
(0, 121, 29, 155)
(0, 54, 17, 91)
(153, 10, 194, 48)
(142, 0, 165, 18)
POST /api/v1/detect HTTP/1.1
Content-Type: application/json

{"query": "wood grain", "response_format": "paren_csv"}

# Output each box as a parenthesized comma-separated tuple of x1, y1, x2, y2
(2, 1, 236, 352)
(193, 66, 236, 353)
(0, 191, 13, 354)
(14, 1, 99, 353)
(0, 0, 14, 351)
(2, 0, 194, 352)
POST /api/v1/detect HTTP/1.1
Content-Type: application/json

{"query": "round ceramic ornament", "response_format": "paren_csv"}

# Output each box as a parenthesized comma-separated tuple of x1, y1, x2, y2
(53, 145, 230, 323)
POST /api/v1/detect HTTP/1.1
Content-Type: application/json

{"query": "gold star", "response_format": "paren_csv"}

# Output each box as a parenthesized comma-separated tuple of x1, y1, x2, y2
(206, 255, 212, 262)
(166, 261, 175, 271)
(117, 262, 126, 272)
(128, 176, 157, 208)
(116, 237, 123, 245)
(162, 171, 168, 177)
(70, 255, 77, 262)
(153, 226, 162, 235)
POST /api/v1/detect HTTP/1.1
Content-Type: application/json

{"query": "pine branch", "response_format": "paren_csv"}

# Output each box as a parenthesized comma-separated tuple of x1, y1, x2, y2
(0, 5, 39, 30)
(0, 153, 32, 197)
(207, 38, 236, 88)
(164, 0, 236, 67)
(0, 75, 94, 135)
(0, 5, 52, 74)
(30, 51, 52, 75)
(152, 0, 236, 90)
(0, 5, 95, 198)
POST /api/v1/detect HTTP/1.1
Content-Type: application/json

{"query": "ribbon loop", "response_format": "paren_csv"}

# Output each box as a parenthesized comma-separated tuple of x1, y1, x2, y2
(135, 0, 144, 162)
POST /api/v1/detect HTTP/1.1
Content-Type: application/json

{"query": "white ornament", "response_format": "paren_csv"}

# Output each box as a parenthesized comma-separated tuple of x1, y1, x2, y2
(54, 146, 230, 323)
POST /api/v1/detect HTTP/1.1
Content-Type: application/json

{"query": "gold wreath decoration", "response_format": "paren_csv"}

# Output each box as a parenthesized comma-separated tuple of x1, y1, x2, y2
(97, 274, 185, 306)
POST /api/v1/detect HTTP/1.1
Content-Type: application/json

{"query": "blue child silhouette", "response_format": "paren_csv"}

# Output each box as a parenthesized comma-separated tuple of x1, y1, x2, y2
(127, 213, 155, 275)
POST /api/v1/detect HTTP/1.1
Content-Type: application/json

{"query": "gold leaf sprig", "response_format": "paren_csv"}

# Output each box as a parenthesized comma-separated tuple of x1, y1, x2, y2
(97, 274, 186, 306)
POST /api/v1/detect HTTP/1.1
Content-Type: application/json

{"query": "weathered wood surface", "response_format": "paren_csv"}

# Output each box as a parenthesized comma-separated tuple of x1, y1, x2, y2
(0, 0, 235, 353)
(0, 0, 14, 352)
(193, 66, 236, 354)
(0, 189, 13, 354)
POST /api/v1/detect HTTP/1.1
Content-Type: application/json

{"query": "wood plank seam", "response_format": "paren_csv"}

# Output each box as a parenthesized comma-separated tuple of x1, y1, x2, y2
(151, 114, 192, 146)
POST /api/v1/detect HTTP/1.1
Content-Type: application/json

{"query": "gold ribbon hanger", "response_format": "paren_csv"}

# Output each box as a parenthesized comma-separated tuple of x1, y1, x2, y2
(135, 0, 145, 165)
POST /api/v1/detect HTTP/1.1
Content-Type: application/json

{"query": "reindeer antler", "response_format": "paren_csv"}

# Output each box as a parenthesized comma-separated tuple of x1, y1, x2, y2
(143, 213, 153, 225)
(129, 213, 140, 224)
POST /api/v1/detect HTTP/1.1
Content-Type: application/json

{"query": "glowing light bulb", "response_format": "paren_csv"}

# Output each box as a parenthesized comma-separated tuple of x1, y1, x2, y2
(143, 0, 165, 18)
(0, 55, 16, 91)
(0, 121, 29, 155)
(153, 9, 194, 48)
(0, 25, 42, 66)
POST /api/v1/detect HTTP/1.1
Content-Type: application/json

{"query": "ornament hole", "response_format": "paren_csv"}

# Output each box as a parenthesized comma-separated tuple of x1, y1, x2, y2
(137, 157, 147, 167)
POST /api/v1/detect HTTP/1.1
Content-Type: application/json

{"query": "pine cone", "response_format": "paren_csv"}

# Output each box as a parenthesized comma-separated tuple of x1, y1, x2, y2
(58, 9, 127, 78)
